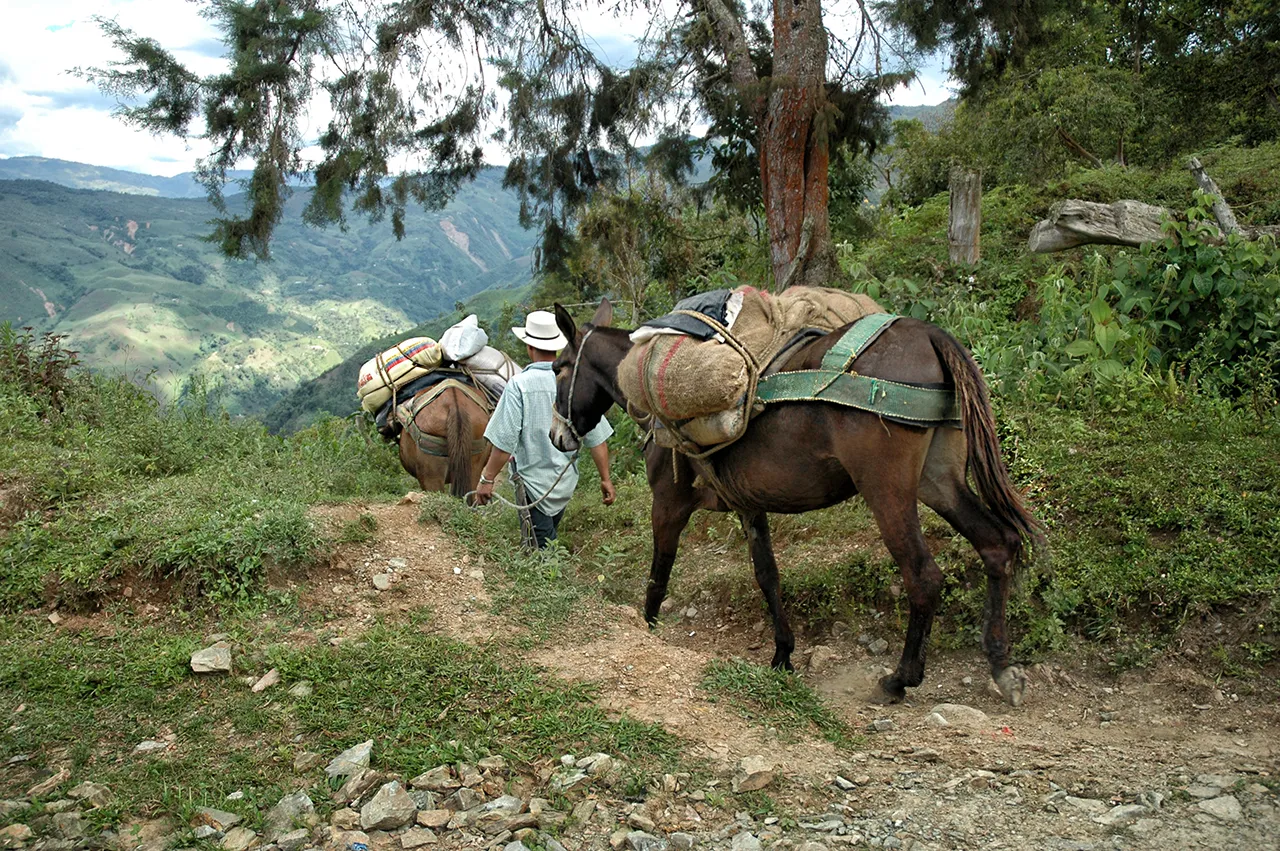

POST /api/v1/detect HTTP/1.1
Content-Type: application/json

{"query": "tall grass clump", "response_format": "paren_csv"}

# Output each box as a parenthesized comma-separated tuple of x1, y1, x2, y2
(0, 325, 412, 611)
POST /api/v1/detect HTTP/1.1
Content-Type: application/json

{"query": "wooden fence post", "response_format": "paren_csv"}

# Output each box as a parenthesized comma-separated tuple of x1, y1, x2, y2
(949, 167, 982, 265)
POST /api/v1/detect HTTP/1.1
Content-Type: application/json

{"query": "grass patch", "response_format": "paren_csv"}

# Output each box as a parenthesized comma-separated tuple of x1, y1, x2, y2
(0, 612, 680, 821)
(0, 349, 413, 610)
(418, 491, 598, 638)
(336, 512, 378, 544)
(701, 658, 858, 748)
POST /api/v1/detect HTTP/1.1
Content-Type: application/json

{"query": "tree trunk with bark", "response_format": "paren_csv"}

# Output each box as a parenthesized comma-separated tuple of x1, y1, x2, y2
(761, 0, 837, 291)
(701, 0, 838, 292)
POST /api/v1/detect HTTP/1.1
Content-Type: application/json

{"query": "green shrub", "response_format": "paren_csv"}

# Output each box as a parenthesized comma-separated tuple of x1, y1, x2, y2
(0, 358, 410, 610)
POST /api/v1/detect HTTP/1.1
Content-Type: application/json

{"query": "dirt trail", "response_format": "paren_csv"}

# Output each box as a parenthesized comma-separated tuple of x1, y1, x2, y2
(314, 498, 1280, 850)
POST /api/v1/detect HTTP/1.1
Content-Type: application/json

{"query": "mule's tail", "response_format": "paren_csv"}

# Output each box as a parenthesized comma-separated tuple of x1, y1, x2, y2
(445, 390, 473, 500)
(929, 326, 1045, 562)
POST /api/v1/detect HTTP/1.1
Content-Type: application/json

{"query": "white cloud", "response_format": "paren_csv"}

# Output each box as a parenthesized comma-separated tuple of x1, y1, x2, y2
(884, 53, 958, 107)
(0, 0, 222, 175)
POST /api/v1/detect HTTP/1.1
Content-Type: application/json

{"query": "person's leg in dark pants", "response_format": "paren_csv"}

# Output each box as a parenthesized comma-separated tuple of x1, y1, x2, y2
(528, 507, 565, 549)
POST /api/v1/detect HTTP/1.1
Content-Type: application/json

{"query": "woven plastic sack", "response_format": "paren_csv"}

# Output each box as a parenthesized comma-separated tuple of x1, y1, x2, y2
(440, 314, 488, 362)
(356, 337, 442, 413)
(460, 345, 520, 399)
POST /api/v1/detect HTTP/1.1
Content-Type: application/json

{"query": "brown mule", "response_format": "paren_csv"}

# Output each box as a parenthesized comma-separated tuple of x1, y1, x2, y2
(548, 299, 1043, 706)
(396, 385, 492, 499)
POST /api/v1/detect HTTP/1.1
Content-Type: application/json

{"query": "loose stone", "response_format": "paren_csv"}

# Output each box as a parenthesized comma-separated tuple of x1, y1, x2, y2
(360, 782, 417, 831)
(732, 756, 775, 793)
(401, 827, 438, 849)
(191, 644, 233, 674)
(416, 810, 452, 829)
(1197, 796, 1243, 822)
(250, 669, 281, 693)
(1092, 804, 1148, 826)
(68, 783, 111, 808)
(265, 791, 316, 843)
(411, 767, 458, 792)
(928, 704, 989, 728)
(327, 741, 374, 778)
(219, 827, 257, 851)
(193, 808, 243, 831)
(277, 828, 310, 851)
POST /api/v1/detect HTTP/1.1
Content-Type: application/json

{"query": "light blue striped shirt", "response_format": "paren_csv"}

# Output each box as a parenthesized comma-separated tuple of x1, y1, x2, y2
(483, 361, 613, 516)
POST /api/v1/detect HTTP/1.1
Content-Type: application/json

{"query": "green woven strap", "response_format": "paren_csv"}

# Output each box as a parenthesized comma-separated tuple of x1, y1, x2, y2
(756, 313, 961, 426)
(756, 371, 959, 424)
(819, 311, 899, 372)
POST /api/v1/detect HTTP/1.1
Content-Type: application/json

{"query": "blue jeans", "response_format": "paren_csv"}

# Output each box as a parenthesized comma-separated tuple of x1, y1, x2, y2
(528, 506, 565, 549)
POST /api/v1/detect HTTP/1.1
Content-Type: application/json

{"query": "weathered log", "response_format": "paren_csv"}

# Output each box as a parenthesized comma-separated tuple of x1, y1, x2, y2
(1027, 199, 1170, 253)
(948, 168, 982, 264)
(1187, 156, 1241, 235)
(1028, 198, 1280, 253)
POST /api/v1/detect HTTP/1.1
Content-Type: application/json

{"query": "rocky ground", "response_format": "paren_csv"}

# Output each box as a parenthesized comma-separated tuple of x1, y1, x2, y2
(2, 499, 1276, 851)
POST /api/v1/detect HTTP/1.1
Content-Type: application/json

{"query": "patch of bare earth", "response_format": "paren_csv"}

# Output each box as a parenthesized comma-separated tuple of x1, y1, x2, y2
(305, 500, 1279, 849)
(303, 500, 502, 643)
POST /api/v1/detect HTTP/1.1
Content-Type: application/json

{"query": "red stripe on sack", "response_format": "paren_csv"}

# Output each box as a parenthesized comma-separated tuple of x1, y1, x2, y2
(381, 342, 433, 372)
(655, 335, 684, 417)
(635, 342, 652, 413)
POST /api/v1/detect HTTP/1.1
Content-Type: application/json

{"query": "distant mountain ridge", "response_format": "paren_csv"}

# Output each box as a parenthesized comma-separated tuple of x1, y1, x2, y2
(0, 167, 536, 414)
(0, 156, 266, 198)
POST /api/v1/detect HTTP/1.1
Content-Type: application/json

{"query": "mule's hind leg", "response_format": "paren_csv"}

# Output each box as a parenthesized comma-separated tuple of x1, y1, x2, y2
(741, 512, 795, 671)
(859, 489, 943, 701)
(920, 434, 1027, 705)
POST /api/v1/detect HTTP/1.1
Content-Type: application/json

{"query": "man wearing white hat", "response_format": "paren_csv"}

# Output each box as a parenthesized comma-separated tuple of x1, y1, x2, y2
(473, 310, 616, 548)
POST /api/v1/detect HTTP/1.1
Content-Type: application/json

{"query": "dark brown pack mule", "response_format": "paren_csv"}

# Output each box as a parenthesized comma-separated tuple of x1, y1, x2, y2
(548, 299, 1043, 706)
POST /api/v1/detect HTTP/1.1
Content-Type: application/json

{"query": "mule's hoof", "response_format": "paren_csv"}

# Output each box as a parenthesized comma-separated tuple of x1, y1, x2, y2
(875, 675, 906, 704)
(995, 665, 1028, 706)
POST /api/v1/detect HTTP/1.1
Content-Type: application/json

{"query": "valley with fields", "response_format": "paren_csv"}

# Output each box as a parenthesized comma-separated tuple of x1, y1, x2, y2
(0, 162, 537, 414)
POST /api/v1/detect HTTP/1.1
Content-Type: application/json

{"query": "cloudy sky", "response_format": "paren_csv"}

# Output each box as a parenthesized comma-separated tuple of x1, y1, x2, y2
(0, 0, 954, 178)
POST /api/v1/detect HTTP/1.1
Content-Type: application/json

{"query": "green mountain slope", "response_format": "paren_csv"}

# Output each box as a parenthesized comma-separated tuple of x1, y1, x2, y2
(0, 170, 535, 413)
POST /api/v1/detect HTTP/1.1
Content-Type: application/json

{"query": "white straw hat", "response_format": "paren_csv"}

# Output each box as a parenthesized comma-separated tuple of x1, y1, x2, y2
(512, 310, 569, 352)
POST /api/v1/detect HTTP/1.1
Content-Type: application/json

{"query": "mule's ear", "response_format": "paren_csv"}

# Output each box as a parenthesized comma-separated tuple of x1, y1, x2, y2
(591, 297, 614, 328)
(554, 303, 578, 345)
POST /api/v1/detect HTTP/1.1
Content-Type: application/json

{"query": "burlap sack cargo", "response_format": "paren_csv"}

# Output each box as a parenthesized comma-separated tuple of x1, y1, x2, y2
(621, 286, 886, 447)
(357, 337, 443, 413)
(618, 333, 751, 419)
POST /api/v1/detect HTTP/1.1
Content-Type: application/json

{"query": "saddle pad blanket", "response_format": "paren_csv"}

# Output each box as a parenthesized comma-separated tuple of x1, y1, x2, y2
(395, 378, 492, 458)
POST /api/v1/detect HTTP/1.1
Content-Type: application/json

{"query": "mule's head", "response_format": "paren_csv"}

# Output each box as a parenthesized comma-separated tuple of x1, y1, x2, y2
(549, 298, 615, 452)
